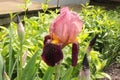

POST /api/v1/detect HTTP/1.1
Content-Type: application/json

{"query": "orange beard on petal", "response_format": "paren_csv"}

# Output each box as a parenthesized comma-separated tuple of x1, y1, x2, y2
(50, 33, 78, 47)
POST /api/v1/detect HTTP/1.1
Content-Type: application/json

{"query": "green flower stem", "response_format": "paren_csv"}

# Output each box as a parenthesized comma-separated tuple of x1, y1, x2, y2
(17, 42, 23, 80)
(20, 41, 23, 79)
(17, 54, 19, 80)
(17, 41, 23, 80)
(54, 63, 61, 80)
(16, 14, 24, 80)
(9, 23, 13, 78)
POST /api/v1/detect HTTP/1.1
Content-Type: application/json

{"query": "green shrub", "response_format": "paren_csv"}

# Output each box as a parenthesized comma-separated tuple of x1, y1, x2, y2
(0, 3, 120, 80)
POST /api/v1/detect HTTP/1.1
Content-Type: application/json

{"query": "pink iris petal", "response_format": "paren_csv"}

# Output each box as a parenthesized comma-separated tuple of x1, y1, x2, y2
(50, 7, 83, 44)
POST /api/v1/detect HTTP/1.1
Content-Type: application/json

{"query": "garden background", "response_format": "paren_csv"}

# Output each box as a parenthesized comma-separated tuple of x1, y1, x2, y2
(0, 0, 120, 80)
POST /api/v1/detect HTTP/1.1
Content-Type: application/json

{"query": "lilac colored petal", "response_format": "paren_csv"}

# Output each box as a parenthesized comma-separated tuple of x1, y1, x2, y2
(72, 42, 79, 66)
(41, 43, 63, 66)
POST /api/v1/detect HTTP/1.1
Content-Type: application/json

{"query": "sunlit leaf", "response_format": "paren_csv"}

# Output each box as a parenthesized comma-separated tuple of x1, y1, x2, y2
(42, 67, 54, 80)
(21, 49, 40, 80)
(61, 66, 73, 80)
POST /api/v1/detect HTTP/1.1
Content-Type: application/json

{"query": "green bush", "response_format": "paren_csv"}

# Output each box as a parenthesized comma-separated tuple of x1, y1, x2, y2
(0, 3, 120, 80)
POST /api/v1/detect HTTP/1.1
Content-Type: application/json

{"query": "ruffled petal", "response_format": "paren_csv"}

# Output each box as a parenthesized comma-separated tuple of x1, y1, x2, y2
(50, 7, 83, 44)
(41, 43, 63, 66)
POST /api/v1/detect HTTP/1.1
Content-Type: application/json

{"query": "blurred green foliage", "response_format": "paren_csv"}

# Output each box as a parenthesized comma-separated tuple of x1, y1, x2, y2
(0, 3, 120, 80)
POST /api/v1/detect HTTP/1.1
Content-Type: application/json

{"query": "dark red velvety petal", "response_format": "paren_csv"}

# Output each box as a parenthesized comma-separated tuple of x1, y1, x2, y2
(44, 35, 51, 44)
(72, 42, 79, 66)
(41, 43, 63, 66)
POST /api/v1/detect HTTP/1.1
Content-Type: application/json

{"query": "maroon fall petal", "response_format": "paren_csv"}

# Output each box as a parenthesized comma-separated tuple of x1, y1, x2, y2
(44, 35, 52, 45)
(41, 43, 63, 66)
(72, 42, 79, 66)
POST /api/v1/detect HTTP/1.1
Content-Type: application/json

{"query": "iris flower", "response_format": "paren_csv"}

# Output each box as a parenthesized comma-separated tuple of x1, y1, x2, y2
(41, 7, 83, 67)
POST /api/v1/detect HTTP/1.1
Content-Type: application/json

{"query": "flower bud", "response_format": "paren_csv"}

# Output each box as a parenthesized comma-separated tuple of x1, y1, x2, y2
(17, 15, 24, 43)
(87, 34, 98, 53)
(78, 54, 90, 80)
(89, 34, 98, 47)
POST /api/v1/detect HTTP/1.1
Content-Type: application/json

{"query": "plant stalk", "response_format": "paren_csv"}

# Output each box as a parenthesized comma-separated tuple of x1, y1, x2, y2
(9, 23, 13, 79)
(17, 50, 19, 80)
(16, 14, 24, 80)
(17, 41, 23, 80)
(20, 41, 23, 79)
(54, 63, 61, 80)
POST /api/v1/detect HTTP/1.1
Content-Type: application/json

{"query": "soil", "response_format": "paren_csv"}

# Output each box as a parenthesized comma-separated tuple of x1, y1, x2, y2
(104, 63, 120, 80)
